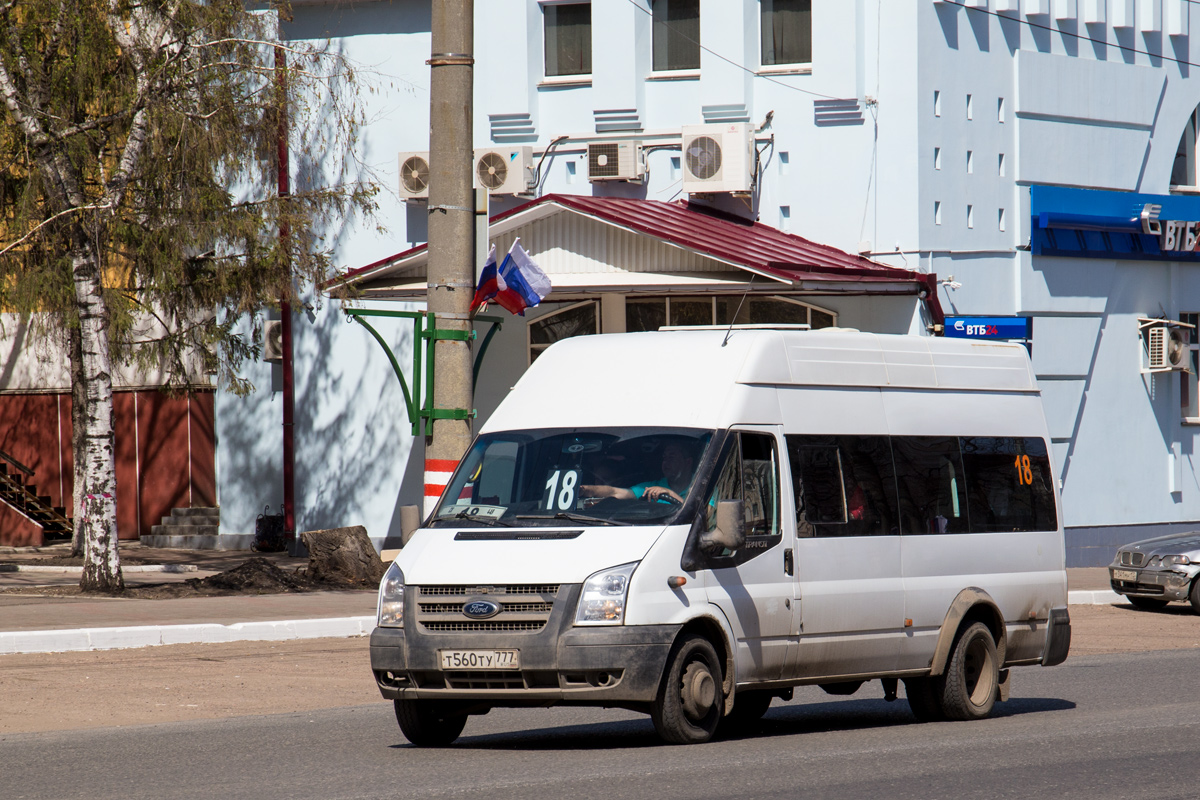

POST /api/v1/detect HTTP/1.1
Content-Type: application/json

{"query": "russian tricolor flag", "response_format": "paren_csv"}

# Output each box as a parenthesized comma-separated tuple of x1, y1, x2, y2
(493, 240, 551, 316)
(470, 245, 505, 312)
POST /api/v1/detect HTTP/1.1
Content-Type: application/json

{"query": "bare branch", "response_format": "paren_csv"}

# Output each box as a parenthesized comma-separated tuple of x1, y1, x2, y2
(0, 201, 114, 258)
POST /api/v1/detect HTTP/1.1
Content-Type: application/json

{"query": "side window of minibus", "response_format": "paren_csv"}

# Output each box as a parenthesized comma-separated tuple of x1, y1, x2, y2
(704, 432, 781, 549)
(891, 437, 970, 535)
(787, 435, 898, 537)
(960, 436, 1057, 532)
(740, 433, 780, 538)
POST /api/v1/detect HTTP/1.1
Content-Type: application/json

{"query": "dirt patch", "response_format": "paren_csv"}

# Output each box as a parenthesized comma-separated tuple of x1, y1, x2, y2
(0, 556, 376, 599)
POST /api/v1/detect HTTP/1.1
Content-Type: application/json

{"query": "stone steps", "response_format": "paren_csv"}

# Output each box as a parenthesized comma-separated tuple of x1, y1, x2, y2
(142, 507, 238, 549)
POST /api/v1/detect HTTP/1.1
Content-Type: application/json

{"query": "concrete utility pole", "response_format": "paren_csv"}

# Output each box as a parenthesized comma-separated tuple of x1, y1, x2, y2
(423, 0, 475, 516)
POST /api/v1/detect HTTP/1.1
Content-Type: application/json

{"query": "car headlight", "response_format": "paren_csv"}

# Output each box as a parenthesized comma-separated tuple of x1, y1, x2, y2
(575, 562, 637, 626)
(1162, 555, 1192, 567)
(377, 562, 405, 628)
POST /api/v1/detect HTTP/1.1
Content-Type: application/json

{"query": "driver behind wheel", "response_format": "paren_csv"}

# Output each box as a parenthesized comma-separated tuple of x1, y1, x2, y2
(582, 441, 697, 504)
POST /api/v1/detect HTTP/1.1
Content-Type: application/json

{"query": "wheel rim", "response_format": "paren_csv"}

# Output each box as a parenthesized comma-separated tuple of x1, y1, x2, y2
(680, 660, 717, 721)
(963, 634, 996, 707)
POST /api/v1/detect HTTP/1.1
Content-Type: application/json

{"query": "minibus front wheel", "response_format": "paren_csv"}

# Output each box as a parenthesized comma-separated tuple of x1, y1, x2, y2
(393, 699, 468, 747)
(651, 633, 723, 744)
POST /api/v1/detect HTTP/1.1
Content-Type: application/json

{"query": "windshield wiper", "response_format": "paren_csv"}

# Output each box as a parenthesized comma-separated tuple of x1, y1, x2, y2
(515, 512, 632, 527)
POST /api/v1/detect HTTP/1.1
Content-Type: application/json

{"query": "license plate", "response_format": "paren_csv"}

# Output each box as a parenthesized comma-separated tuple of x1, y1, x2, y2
(1113, 569, 1138, 581)
(439, 649, 520, 670)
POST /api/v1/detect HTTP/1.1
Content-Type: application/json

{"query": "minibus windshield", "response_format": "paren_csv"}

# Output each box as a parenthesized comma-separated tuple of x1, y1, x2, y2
(429, 427, 714, 527)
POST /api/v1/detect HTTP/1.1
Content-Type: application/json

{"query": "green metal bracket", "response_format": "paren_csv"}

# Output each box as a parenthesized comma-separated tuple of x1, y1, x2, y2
(344, 307, 502, 436)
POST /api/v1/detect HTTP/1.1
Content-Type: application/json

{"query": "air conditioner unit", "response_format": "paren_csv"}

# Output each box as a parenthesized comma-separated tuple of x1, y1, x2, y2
(681, 123, 754, 194)
(474, 146, 534, 195)
(587, 140, 644, 182)
(262, 320, 284, 364)
(1139, 317, 1194, 373)
(398, 151, 431, 200)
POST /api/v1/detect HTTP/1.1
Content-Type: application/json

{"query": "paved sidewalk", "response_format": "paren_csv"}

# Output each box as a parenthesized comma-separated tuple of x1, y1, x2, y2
(0, 545, 1122, 655)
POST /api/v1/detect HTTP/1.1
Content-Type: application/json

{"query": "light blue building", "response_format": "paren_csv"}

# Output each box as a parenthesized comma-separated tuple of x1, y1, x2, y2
(216, 0, 1200, 566)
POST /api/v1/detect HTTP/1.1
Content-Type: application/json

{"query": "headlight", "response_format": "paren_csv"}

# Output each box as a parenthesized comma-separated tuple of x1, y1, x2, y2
(377, 562, 405, 628)
(1163, 555, 1192, 567)
(575, 562, 637, 626)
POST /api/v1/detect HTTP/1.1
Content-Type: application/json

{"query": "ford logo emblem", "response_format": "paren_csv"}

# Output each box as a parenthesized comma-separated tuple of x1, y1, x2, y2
(463, 599, 501, 619)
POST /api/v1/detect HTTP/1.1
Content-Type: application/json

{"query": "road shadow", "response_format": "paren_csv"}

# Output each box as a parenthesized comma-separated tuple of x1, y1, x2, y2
(386, 694, 1076, 751)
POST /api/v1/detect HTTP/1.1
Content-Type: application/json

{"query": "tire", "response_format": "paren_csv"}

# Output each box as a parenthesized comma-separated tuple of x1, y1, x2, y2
(393, 699, 468, 747)
(939, 622, 999, 721)
(903, 677, 945, 723)
(1128, 596, 1169, 611)
(720, 690, 773, 734)
(1190, 579, 1200, 615)
(651, 634, 723, 745)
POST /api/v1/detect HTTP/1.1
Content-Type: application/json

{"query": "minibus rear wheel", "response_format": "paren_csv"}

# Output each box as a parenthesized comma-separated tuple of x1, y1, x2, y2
(940, 622, 999, 721)
(393, 699, 468, 747)
(651, 634, 723, 744)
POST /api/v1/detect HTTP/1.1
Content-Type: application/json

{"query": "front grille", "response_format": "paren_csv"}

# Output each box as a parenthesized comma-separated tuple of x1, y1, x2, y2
(1113, 580, 1164, 595)
(423, 621, 546, 632)
(444, 671, 527, 689)
(419, 584, 559, 597)
(1119, 551, 1146, 567)
(414, 584, 560, 634)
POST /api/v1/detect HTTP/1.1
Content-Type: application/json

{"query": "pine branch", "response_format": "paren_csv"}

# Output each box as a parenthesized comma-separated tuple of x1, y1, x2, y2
(0, 201, 114, 258)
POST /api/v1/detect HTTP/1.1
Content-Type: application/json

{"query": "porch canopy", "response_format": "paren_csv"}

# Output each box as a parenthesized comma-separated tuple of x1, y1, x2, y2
(324, 194, 944, 324)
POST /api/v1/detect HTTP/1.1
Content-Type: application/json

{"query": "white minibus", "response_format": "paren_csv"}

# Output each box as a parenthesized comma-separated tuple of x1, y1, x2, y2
(371, 328, 1070, 745)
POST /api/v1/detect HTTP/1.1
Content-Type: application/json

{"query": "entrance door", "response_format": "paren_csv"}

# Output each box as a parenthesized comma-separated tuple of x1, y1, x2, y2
(703, 428, 798, 683)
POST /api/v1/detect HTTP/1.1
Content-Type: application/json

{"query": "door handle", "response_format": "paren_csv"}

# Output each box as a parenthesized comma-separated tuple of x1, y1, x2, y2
(783, 547, 794, 576)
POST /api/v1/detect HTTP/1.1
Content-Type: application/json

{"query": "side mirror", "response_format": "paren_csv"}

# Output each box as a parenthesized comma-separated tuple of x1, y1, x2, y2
(701, 499, 746, 552)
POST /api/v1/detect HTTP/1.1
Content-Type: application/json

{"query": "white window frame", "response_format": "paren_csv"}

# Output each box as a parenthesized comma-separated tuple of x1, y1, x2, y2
(527, 300, 600, 365)
(758, 0, 813, 74)
(624, 294, 838, 331)
(541, 0, 593, 84)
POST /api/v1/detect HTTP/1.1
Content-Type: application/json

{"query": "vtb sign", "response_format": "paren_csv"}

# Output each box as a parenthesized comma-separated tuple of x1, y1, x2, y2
(944, 317, 1031, 340)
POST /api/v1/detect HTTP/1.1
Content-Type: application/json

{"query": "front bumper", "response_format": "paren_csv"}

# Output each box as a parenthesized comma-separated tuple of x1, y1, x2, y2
(369, 583, 679, 706)
(1109, 565, 1199, 602)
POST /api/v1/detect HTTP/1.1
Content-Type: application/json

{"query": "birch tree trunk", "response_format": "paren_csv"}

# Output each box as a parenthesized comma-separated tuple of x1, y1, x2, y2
(71, 242, 122, 592)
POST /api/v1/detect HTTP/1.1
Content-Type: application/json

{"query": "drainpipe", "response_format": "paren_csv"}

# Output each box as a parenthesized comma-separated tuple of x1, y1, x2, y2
(277, 43, 296, 542)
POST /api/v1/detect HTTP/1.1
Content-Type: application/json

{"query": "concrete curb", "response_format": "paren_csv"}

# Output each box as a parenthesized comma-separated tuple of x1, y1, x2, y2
(1068, 589, 1129, 606)
(0, 616, 376, 655)
(0, 591, 1128, 657)
(0, 564, 198, 574)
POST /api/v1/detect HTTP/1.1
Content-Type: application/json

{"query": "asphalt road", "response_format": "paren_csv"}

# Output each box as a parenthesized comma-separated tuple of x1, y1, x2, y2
(4, 647, 1198, 800)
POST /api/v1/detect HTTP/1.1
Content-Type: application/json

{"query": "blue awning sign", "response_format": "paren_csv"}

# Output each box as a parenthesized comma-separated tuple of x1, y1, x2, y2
(945, 317, 1031, 340)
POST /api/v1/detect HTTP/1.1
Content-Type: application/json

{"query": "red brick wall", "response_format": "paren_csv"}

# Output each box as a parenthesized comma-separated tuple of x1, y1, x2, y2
(0, 390, 216, 546)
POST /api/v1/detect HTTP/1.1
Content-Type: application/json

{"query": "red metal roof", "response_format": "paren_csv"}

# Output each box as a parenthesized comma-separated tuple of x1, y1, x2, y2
(326, 194, 943, 323)
(519, 194, 890, 277)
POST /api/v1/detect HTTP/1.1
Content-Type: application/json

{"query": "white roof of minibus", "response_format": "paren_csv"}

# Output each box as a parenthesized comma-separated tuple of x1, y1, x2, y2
(481, 328, 1038, 433)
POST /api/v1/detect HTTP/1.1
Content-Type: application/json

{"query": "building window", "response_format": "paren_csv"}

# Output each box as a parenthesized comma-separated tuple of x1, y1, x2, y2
(966, 150, 974, 174)
(934, 147, 941, 169)
(529, 300, 598, 363)
(625, 295, 836, 332)
(966, 94, 973, 120)
(761, 0, 812, 66)
(1172, 109, 1198, 189)
(652, 0, 700, 72)
(967, 204, 974, 229)
(544, 3, 592, 77)
(1181, 313, 1200, 421)
(934, 90, 941, 117)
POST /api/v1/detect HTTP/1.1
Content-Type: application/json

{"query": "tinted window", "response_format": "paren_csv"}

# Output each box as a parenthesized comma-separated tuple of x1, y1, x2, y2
(787, 435, 899, 537)
(701, 431, 781, 561)
(891, 437, 970, 535)
(961, 437, 1057, 532)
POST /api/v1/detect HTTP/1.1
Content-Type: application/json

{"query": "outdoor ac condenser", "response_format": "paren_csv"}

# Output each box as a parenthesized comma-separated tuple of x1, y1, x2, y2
(680, 123, 754, 194)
